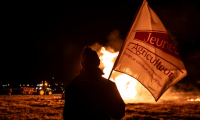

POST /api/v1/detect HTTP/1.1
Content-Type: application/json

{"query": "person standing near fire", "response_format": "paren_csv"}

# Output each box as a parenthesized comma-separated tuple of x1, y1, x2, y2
(63, 46, 125, 120)
(9, 88, 12, 96)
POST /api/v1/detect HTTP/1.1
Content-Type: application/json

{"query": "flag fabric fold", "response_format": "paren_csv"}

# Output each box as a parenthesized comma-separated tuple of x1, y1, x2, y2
(113, 0, 187, 101)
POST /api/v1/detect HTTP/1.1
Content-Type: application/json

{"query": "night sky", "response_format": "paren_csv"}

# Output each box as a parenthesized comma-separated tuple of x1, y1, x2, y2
(3, 0, 200, 90)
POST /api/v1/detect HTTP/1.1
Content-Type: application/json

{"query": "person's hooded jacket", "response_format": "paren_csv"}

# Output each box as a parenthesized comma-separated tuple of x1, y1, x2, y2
(63, 47, 125, 120)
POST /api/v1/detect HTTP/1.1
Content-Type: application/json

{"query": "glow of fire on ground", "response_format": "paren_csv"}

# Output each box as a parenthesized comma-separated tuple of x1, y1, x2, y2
(187, 98, 200, 101)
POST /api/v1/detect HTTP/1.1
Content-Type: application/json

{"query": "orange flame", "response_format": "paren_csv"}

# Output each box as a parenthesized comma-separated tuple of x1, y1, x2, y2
(98, 47, 138, 102)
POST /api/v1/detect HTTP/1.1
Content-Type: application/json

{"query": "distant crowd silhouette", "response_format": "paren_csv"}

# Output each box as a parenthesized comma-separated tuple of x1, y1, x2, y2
(63, 46, 125, 120)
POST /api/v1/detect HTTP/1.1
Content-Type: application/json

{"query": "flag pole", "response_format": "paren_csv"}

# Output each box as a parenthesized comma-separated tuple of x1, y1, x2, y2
(108, 0, 146, 80)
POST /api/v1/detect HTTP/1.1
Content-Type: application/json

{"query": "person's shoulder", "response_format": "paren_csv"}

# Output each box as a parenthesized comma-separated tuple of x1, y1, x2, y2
(103, 77, 114, 82)
(65, 75, 81, 88)
(99, 77, 116, 85)
(65, 79, 78, 91)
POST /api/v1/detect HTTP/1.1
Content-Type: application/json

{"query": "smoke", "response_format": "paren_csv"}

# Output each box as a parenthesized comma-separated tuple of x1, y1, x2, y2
(174, 83, 200, 92)
(106, 29, 124, 51)
(91, 29, 123, 51)
(90, 42, 103, 52)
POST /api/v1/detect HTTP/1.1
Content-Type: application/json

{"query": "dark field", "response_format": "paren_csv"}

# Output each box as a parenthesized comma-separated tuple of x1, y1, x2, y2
(0, 94, 199, 120)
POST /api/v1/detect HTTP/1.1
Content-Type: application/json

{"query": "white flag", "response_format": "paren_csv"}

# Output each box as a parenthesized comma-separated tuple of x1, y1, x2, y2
(113, 0, 187, 101)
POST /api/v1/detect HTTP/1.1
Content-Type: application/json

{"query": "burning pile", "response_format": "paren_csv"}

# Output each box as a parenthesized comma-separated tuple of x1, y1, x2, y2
(92, 43, 199, 103)
(91, 45, 154, 103)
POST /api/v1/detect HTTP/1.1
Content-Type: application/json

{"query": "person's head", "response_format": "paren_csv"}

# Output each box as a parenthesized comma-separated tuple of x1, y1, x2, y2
(81, 46, 100, 68)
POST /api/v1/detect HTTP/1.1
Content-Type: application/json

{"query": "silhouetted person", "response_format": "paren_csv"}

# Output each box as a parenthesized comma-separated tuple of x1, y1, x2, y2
(63, 46, 125, 120)
(9, 88, 12, 96)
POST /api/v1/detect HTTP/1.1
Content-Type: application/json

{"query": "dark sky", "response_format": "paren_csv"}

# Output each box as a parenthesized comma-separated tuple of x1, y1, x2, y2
(3, 0, 200, 89)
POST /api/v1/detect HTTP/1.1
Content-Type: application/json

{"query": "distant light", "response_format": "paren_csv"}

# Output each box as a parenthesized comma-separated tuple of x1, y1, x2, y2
(49, 85, 51, 87)
(39, 87, 42, 89)
(55, 83, 58, 86)
(40, 90, 44, 95)
(48, 91, 52, 95)
(52, 77, 54, 79)
(8, 84, 9, 86)
(61, 83, 63, 85)
(23, 84, 25, 86)
(36, 87, 38, 89)
(3, 84, 7, 87)
(37, 84, 43, 86)
(27, 84, 29, 86)
(54, 88, 56, 91)
(20, 84, 21, 86)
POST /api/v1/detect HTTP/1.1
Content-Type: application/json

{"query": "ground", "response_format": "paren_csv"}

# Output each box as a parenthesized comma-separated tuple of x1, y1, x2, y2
(0, 94, 199, 120)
